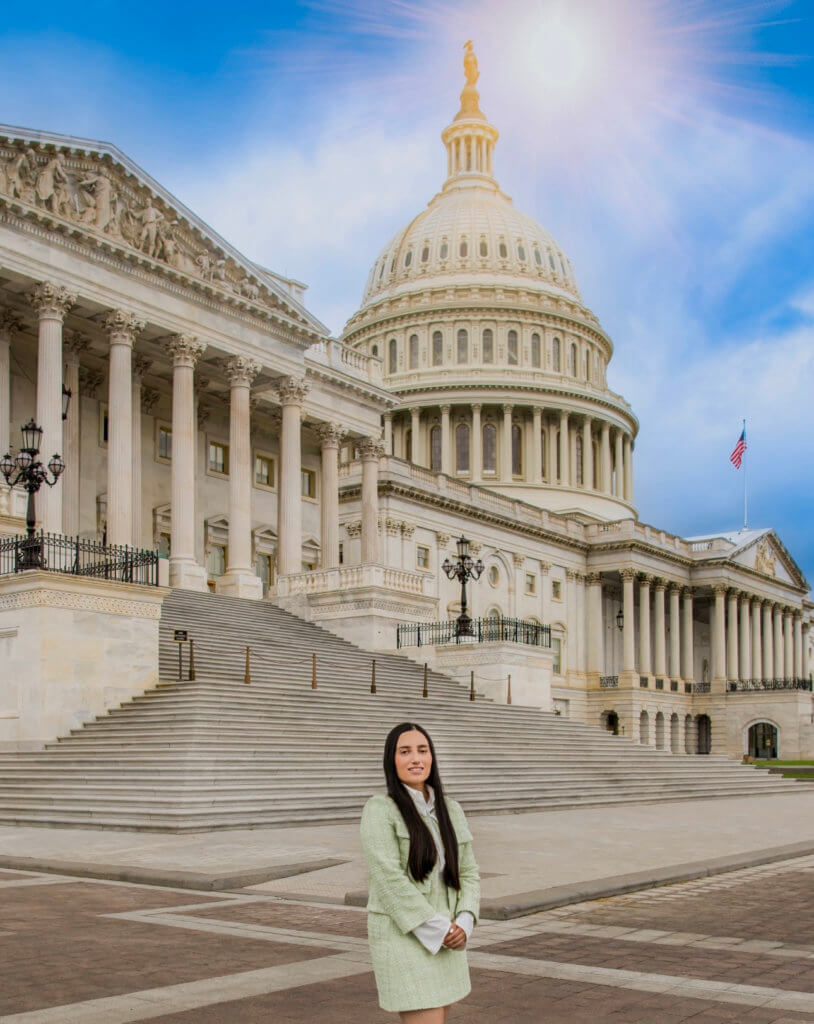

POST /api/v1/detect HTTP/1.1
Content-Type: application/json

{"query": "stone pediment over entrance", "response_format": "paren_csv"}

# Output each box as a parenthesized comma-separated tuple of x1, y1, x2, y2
(0, 125, 327, 343)
(697, 529, 807, 589)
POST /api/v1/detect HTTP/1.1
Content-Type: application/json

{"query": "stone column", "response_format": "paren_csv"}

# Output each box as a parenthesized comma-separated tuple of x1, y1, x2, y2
(471, 404, 482, 481)
(711, 584, 727, 690)
(752, 598, 763, 682)
(29, 282, 76, 533)
(681, 588, 694, 682)
(623, 434, 633, 502)
(103, 311, 144, 547)
(59, 331, 86, 537)
(532, 406, 542, 484)
(586, 572, 603, 678)
(547, 414, 558, 483)
(441, 404, 451, 475)
(762, 601, 774, 680)
(359, 437, 384, 563)
(600, 422, 611, 493)
(410, 408, 420, 465)
(277, 376, 309, 577)
(558, 411, 569, 486)
(638, 574, 652, 678)
(383, 413, 392, 455)
(0, 312, 21, 518)
(653, 579, 667, 678)
(669, 583, 681, 681)
(317, 423, 344, 569)
(793, 612, 803, 680)
(217, 356, 262, 599)
(582, 416, 593, 490)
(739, 594, 751, 682)
(502, 404, 513, 481)
(621, 569, 636, 675)
(726, 589, 739, 684)
(130, 354, 151, 549)
(773, 604, 783, 680)
(165, 335, 208, 590)
(613, 429, 624, 498)
(783, 609, 794, 681)
(802, 621, 810, 681)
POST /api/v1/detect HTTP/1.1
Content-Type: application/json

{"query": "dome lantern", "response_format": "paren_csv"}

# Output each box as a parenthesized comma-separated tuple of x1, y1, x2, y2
(441, 42, 499, 191)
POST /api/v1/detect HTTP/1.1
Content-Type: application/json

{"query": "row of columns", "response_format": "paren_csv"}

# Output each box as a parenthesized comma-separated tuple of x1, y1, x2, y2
(391, 405, 633, 501)
(0, 281, 387, 595)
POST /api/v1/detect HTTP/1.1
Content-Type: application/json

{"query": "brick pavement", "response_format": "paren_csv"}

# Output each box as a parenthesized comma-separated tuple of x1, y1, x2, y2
(1, 859, 813, 1023)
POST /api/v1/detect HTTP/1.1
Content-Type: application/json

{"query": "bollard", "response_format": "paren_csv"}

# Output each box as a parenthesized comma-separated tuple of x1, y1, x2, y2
(469, 669, 475, 702)
(312, 652, 317, 690)
(507, 673, 512, 705)
(422, 663, 428, 699)
(244, 645, 251, 685)
(370, 659, 377, 694)
(188, 639, 196, 681)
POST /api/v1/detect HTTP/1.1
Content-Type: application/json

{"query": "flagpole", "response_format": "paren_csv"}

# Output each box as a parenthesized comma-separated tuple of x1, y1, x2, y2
(742, 418, 748, 531)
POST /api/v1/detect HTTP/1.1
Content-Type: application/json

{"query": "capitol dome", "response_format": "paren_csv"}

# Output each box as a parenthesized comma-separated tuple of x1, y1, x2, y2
(342, 45, 638, 523)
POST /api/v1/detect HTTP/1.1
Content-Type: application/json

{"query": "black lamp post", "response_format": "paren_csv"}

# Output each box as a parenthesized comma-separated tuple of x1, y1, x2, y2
(442, 535, 484, 638)
(616, 607, 624, 632)
(1, 419, 66, 569)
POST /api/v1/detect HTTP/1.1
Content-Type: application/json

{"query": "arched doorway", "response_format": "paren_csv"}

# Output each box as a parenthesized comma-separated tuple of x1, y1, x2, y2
(696, 714, 711, 755)
(639, 710, 650, 745)
(748, 722, 778, 759)
(684, 714, 694, 754)
(601, 710, 619, 736)
(655, 712, 665, 750)
(670, 713, 680, 753)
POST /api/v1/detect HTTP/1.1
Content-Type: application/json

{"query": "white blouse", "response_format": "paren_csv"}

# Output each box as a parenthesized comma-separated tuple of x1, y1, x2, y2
(404, 784, 475, 955)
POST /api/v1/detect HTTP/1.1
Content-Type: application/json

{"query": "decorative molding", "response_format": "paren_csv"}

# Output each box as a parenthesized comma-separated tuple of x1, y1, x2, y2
(755, 538, 777, 578)
(436, 532, 451, 547)
(277, 376, 310, 406)
(132, 354, 153, 379)
(344, 520, 362, 538)
(0, 587, 162, 618)
(27, 280, 76, 320)
(358, 436, 386, 460)
(63, 329, 90, 364)
(78, 367, 103, 398)
(0, 308, 23, 336)
(224, 355, 261, 388)
(315, 422, 346, 449)
(165, 334, 206, 369)
(104, 309, 145, 342)
(512, 552, 525, 568)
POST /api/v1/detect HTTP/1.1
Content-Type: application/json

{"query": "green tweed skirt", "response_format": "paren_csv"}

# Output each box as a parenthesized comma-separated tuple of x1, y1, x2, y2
(367, 884, 471, 1013)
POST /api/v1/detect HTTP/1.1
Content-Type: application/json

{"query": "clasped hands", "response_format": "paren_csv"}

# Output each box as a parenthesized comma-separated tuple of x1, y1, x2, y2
(442, 922, 467, 950)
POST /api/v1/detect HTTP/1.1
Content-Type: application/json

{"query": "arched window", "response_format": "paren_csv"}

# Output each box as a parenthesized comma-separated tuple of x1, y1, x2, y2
(404, 250, 412, 267)
(430, 425, 442, 472)
(585, 349, 591, 381)
(534, 247, 542, 266)
(372, 344, 379, 358)
(479, 239, 488, 257)
(457, 329, 468, 364)
(456, 422, 470, 473)
(531, 333, 541, 368)
(553, 337, 561, 372)
(388, 338, 397, 374)
(517, 244, 526, 262)
(540, 428, 547, 478)
(482, 328, 494, 363)
(507, 329, 519, 365)
(511, 423, 523, 476)
(570, 343, 577, 376)
(482, 423, 496, 474)
(440, 240, 448, 259)
(459, 240, 468, 258)
(421, 245, 429, 263)
(408, 334, 419, 369)
(389, 257, 396, 275)
(405, 428, 412, 462)
(575, 434, 583, 486)
(432, 331, 443, 366)
(498, 241, 508, 259)
(549, 252, 556, 270)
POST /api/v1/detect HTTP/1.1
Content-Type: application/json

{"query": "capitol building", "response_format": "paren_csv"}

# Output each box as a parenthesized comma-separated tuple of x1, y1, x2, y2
(0, 50, 812, 766)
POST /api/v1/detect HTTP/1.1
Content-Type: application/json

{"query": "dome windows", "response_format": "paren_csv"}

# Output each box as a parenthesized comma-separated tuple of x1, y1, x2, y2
(482, 328, 494, 364)
(517, 244, 526, 262)
(432, 330, 443, 366)
(553, 337, 561, 372)
(459, 239, 468, 258)
(409, 333, 419, 369)
(404, 250, 412, 267)
(457, 329, 468, 364)
(570, 343, 578, 377)
(511, 424, 523, 476)
(388, 338, 398, 374)
(548, 252, 556, 271)
(482, 423, 497, 474)
(531, 333, 541, 368)
(479, 239, 488, 257)
(430, 425, 442, 472)
(440, 240, 449, 260)
(421, 245, 430, 263)
(498, 240, 508, 259)
(534, 247, 543, 266)
(456, 423, 470, 473)
(507, 329, 519, 365)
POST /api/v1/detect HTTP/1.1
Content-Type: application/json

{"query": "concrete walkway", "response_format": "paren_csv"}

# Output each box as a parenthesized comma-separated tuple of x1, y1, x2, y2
(1, 791, 814, 917)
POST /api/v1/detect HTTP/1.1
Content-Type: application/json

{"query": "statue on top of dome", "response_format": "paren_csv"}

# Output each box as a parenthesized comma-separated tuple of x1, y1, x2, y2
(457, 40, 485, 120)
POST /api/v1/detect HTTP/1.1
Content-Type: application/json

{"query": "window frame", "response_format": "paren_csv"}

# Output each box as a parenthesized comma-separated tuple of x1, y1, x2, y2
(206, 438, 230, 478)
(253, 450, 276, 491)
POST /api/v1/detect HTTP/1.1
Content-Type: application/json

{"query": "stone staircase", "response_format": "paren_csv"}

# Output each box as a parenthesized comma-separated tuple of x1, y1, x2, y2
(0, 589, 800, 831)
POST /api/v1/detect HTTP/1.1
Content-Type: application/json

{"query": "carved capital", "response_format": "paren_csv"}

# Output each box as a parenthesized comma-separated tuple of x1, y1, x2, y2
(224, 355, 261, 388)
(132, 354, 153, 380)
(668, 581, 682, 594)
(277, 376, 309, 407)
(619, 568, 637, 582)
(586, 572, 601, 586)
(78, 367, 103, 399)
(316, 422, 346, 449)
(440, 404, 451, 416)
(63, 330, 90, 365)
(345, 520, 362, 538)
(358, 436, 386, 461)
(652, 578, 667, 592)
(140, 386, 160, 415)
(401, 523, 415, 539)
(469, 541, 482, 556)
(28, 282, 76, 321)
(471, 403, 482, 414)
(0, 309, 23, 338)
(565, 568, 584, 582)
(501, 403, 513, 415)
(436, 533, 451, 548)
(165, 334, 206, 369)
(104, 309, 145, 343)
(385, 518, 402, 537)
(638, 573, 652, 587)
(712, 583, 728, 597)
(539, 560, 551, 576)
(682, 587, 694, 600)
(513, 552, 526, 568)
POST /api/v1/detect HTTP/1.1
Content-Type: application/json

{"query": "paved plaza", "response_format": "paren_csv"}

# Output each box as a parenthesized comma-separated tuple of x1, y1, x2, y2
(2, 854, 814, 1022)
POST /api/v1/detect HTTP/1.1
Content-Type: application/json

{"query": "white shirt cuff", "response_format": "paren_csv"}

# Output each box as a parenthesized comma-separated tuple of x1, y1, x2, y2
(412, 913, 452, 955)
(455, 911, 475, 939)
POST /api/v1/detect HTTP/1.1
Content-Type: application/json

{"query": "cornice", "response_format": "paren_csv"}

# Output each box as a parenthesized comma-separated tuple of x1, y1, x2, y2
(303, 362, 395, 408)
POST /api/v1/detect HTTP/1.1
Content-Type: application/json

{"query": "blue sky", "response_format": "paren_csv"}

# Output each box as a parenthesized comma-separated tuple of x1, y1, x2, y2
(2, 0, 813, 583)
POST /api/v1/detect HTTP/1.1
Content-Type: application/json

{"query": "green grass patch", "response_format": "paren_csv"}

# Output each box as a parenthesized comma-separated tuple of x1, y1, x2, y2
(753, 759, 814, 766)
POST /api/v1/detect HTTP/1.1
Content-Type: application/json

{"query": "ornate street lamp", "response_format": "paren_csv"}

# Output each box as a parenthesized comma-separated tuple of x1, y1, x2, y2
(442, 534, 484, 638)
(1, 419, 66, 569)
(616, 607, 624, 632)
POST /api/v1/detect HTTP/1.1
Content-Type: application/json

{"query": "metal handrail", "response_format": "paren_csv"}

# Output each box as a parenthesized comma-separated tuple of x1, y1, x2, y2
(0, 532, 159, 586)
(396, 617, 551, 650)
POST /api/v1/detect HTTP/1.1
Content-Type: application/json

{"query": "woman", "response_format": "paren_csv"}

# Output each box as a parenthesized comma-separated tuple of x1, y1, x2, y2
(361, 722, 481, 1023)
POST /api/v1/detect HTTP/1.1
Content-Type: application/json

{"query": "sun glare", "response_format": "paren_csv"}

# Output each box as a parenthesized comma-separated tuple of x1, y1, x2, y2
(512, 5, 604, 104)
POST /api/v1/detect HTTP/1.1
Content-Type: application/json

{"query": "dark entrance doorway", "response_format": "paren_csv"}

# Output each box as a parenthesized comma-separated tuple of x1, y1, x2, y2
(603, 710, 619, 736)
(696, 714, 711, 755)
(748, 722, 778, 759)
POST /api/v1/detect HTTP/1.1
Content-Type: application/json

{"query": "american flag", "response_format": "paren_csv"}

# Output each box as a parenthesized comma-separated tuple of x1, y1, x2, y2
(729, 427, 747, 469)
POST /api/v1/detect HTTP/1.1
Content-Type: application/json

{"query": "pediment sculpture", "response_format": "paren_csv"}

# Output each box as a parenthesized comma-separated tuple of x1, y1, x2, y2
(754, 538, 777, 577)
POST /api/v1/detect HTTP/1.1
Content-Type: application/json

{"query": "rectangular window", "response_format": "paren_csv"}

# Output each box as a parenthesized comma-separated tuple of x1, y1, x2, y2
(208, 441, 229, 475)
(416, 545, 430, 569)
(207, 544, 226, 577)
(156, 424, 172, 462)
(552, 579, 562, 600)
(301, 468, 316, 498)
(254, 454, 275, 488)
(552, 637, 562, 675)
(338, 542, 344, 565)
(99, 404, 109, 446)
(525, 573, 536, 594)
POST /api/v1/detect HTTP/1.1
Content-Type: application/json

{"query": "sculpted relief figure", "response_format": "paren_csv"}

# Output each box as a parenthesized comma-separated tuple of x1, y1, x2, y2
(3, 147, 38, 203)
(36, 153, 72, 216)
(135, 198, 164, 257)
(79, 169, 115, 231)
(195, 250, 213, 280)
(239, 279, 260, 300)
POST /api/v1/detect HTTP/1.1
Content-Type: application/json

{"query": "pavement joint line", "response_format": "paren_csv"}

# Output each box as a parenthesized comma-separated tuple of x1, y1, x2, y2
(466, 951, 814, 1011)
(0, 877, 78, 889)
(0, 952, 373, 1024)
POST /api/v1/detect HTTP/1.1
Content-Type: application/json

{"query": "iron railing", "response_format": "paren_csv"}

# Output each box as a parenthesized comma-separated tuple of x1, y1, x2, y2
(727, 678, 812, 692)
(396, 617, 551, 650)
(0, 532, 160, 586)
(599, 675, 619, 688)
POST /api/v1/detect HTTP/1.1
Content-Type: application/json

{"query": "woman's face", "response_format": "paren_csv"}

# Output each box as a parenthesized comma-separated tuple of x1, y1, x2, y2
(394, 729, 432, 791)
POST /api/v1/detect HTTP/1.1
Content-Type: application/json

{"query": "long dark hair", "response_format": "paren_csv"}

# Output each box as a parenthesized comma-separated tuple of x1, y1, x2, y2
(383, 722, 460, 889)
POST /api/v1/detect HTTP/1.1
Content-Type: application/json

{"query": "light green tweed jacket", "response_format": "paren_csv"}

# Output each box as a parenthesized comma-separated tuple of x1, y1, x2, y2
(360, 793, 480, 1012)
